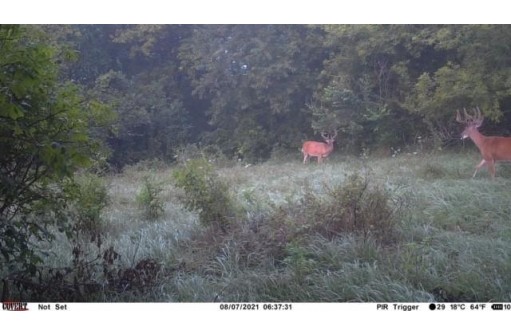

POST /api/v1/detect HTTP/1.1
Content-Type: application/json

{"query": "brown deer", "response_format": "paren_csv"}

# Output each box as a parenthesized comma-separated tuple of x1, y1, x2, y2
(302, 130, 337, 164)
(456, 107, 511, 178)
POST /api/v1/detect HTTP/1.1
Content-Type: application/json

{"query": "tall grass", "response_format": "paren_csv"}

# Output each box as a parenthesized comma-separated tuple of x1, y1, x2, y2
(8, 152, 511, 302)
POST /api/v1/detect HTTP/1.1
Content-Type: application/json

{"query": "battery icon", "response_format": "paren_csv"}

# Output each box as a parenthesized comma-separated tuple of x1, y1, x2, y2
(491, 304, 503, 310)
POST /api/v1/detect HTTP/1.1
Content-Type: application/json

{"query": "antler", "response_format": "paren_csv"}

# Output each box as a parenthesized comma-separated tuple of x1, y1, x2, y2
(474, 106, 483, 121)
(456, 108, 470, 123)
(456, 107, 484, 125)
(456, 108, 463, 123)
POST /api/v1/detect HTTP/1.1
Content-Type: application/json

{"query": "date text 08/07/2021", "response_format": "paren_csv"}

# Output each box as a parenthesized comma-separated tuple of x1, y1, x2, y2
(219, 303, 293, 311)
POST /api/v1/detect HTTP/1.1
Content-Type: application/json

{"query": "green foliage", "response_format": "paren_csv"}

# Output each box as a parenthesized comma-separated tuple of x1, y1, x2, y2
(112, 25, 167, 57)
(179, 25, 325, 161)
(67, 174, 109, 235)
(295, 173, 400, 244)
(315, 25, 431, 151)
(88, 69, 191, 168)
(284, 242, 317, 281)
(173, 158, 236, 231)
(32, 24, 511, 166)
(309, 87, 360, 133)
(0, 25, 113, 272)
(243, 172, 402, 257)
(136, 177, 164, 220)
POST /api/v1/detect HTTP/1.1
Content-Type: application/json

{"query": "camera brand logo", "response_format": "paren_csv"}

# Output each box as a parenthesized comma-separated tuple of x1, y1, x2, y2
(2, 301, 29, 311)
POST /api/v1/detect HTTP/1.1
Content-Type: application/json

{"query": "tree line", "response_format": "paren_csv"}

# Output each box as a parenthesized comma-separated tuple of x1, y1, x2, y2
(36, 24, 511, 166)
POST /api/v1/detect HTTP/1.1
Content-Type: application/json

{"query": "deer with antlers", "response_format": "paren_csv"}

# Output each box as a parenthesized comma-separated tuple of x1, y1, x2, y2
(456, 107, 511, 178)
(301, 130, 337, 164)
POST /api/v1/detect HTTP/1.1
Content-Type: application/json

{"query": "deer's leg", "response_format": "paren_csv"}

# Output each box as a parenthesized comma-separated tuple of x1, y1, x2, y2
(473, 159, 486, 178)
(317, 156, 322, 164)
(303, 153, 308, 164)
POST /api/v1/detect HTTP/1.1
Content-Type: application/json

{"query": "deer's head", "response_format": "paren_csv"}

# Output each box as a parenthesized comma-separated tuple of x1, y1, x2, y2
(456, 107, 484, 139)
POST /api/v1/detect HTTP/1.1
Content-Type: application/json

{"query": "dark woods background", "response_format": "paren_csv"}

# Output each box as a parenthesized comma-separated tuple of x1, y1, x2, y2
(7, 25, 511, 169)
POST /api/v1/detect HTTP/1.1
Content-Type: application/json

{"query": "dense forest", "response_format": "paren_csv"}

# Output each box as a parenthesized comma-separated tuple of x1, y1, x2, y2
(7, 25, 511, 167)
(2, 24, 511, 303)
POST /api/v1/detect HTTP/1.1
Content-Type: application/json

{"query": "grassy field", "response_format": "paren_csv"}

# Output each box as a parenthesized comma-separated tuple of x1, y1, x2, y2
(30, 150, 511, 302)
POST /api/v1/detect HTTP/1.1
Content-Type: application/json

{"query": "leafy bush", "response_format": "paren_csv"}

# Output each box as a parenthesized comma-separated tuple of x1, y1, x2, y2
(323, 173, 399, 244)
(173, 158, 236, 232)
(284, 242, 317, 282)
(68, 174, 109, 235)
(0, 26, 113, 271)
(1, 237, 163, 301)
(271, 173, 400, 245)
(136, 176, 164, 220)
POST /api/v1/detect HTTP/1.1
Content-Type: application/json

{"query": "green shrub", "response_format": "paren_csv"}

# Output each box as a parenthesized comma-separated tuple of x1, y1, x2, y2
(280, 173, 400, 244)
(69, 174, 109, 235)
(284, 242, 317, 282)
(173, 158, 236, 232)
(324, 173, 399, 243)
(136, 176, 164, 220)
